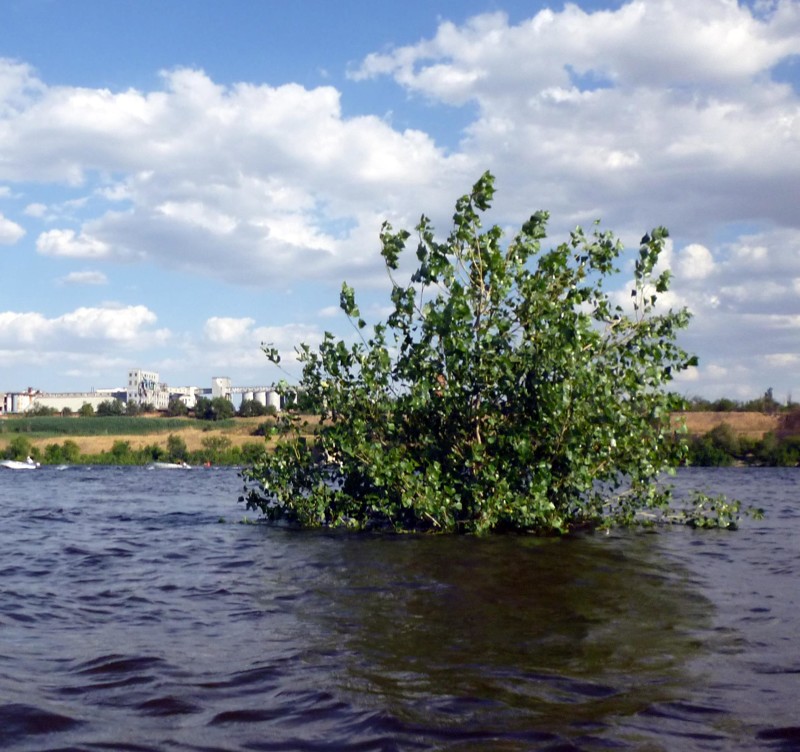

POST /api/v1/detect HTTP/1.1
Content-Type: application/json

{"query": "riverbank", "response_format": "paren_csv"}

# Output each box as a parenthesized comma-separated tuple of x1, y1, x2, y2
(675, 411, 779, 439)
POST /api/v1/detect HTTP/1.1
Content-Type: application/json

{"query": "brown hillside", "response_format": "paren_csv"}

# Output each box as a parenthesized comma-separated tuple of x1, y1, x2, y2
(673, 411, 779, 439)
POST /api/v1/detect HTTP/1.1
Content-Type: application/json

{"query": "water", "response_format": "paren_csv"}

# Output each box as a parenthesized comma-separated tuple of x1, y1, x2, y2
(0, 466, 797, 751)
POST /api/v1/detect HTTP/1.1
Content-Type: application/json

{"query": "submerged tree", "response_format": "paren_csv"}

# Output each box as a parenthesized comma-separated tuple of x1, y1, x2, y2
(243, 172, 698, 533)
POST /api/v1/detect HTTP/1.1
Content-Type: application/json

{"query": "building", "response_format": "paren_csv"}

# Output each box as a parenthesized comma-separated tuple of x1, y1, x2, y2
(127, 369, 170, 411)
(1, 369, 287, 415)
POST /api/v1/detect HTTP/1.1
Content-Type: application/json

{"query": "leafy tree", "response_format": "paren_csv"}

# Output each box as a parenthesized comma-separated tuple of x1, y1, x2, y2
(166, 433, 189, 462)
(97, 399, 125, 417)
(125, 400, 144, 416)
(200, 435, 232, 464)
(167, 397, 189, 417)
(5, 435, 34, 461)
(78, 402, 95, 417)
(239, 399, 268, 418)
(29, 404, 57, 416)
(194, 396, 212, 419)
(243, 173, 699, 533)
(61, 407, 73, 417)
(196, 396, 236, 421)
(61, 439, 81, 463)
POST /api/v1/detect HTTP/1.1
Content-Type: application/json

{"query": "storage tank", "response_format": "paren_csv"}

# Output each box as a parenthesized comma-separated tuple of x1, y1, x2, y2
(255, 391, 267, 406)
(266, 390, 281, 411)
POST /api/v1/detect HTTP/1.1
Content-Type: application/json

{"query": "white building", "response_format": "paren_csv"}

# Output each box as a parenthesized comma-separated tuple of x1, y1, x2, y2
(127, 369, 170, 411)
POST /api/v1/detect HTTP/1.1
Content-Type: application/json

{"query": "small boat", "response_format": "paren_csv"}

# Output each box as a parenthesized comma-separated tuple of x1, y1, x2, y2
(1, 457, 40, 470)
(148, 461, 192, 470)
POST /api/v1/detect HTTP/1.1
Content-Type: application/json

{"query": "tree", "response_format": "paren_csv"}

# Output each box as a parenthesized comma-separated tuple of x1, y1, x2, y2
(194, 396, 212, 419)
(196, 396, 236, 421)
(167, 397, 189, 417)
(97, 399, 124, 416)
(243, 172, 698, 533)
(79, 402, 95, 417)
(166, 434, 189, 462)
(239, 399, 268, 418)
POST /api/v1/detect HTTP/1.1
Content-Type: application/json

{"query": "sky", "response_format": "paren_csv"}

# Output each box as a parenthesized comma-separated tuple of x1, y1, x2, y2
(1, 0, 799, 402)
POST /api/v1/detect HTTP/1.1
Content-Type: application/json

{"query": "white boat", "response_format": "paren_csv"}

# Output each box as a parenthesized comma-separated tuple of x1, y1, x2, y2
(148, 461, 191, 470)
(1, 457, 40, 470)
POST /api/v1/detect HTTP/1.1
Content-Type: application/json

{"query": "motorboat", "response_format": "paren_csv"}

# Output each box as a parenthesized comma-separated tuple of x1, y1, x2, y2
(148, 461, 191, 469)
(1, 457, 40, 470)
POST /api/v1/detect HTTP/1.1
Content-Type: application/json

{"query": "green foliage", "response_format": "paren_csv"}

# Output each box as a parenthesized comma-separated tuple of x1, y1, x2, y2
(4, 435, 35, 461)
(238, 399, 268, 418)
(166, 434, 189, 462)
(42, 439, 81, 464)
(78, 402, 94, 417)
(243, 173, 699, 534)
(97, 399, 125, 416)
(194, 396, 235, 421)
(0, 415, 198, 437)
(167, 397, 190, 417)
(29, 404, 58, 416)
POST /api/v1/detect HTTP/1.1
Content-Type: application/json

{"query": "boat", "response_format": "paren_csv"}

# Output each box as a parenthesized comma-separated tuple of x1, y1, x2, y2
(148, 461, 192, 470)
(1, 457, 40, 470)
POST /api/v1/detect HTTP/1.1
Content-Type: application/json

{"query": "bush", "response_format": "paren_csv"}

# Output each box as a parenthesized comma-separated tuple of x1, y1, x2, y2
(244, 173, 697, 533)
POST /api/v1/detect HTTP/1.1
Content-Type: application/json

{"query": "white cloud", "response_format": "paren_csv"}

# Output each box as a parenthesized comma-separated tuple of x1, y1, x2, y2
(0, 2, 799, 399)
(676, 244, 715, 280)
(36, 229, 109, 258)
(204, 316, 256, 344)
(0, 304, 168, 349)
(58, 270, 108, 286)
(0, 212, 25, 244)
(23, 202, 47, 218)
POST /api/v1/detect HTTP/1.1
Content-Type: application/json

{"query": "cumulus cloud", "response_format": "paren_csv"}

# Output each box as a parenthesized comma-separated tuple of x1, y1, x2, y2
(204, 316, 256, 344)
(36, 229, 109, 258)
(0, 304, 168, 349)
(0, 2, 798, 399)
(0, 212, 25, 244)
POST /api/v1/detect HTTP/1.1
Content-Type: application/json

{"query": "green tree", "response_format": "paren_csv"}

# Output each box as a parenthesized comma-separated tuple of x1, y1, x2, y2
(61, 439, 81, 463)
(78, 402, 95, 417)
(200, 435, 232, 464)
(5, 435, 34, 461)
(194, 396, 212, 419)
(97, 399, 125, 416)
(167, 397, 189, 417)
(243, 173, 698, 533)
(196, 396, 235, 421)
(166, 433, 189, 462)
(239, 399, 268, 418)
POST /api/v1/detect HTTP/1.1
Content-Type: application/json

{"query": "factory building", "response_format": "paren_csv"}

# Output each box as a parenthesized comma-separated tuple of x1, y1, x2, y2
(1, 369, 287, 415)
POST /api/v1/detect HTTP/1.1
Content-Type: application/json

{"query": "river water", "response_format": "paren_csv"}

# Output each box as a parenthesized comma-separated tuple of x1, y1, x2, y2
(0, 466, 797, 751)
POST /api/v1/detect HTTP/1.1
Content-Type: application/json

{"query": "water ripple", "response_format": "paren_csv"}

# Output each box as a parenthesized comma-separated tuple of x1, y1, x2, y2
(0, 466, 797, 750)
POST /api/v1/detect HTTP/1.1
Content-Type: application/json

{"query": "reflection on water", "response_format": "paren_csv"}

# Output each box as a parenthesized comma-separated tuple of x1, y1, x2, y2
(0, 466, 797, 750)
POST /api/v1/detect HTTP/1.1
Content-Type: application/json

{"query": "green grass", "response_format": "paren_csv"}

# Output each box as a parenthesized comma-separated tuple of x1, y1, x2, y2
(0, 415, 237, 437)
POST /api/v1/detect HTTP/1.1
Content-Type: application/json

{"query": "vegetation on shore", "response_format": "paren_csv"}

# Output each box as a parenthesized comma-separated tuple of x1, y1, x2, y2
(243, 172, 708, 533)
(0, 398, 286, 466)
(681, 409, 800, 467)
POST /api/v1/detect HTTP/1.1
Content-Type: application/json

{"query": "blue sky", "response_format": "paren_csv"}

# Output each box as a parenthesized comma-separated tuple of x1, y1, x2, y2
(1, 0, 799, 401)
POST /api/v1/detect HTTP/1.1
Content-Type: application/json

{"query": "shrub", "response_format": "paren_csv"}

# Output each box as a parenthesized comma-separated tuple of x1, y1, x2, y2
(244, 173, 697, 533)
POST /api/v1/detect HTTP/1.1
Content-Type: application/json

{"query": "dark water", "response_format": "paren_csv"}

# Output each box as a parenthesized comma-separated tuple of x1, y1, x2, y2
(0, 466, 797, 751)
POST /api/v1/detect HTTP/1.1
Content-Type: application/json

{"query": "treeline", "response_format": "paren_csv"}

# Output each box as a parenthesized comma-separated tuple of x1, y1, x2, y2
(685, 387, 794, 414)
(2, 433, 267, 467)
(687, 409, 800, 467)
(23, 396, 278, 420)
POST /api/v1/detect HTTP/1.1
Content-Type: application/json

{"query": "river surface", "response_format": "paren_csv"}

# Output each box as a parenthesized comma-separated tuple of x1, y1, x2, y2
(0, 466, 797, 751)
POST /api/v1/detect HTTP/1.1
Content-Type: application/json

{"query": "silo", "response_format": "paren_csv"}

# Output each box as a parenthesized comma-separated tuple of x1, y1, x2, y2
(266, 390, 281, 411)
(243, 391, 254, 403)
(255, 391, 267, 406)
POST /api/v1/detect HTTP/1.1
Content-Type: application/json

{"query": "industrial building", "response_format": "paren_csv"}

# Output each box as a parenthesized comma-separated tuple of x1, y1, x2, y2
(0, 369, 285, 415)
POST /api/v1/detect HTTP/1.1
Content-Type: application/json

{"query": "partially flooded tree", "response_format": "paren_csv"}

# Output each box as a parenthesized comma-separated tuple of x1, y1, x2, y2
(243, 172, 699, 533)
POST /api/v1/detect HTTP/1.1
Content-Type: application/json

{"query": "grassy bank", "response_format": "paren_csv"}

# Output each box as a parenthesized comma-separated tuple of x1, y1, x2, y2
(0, 415, 276, 465)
